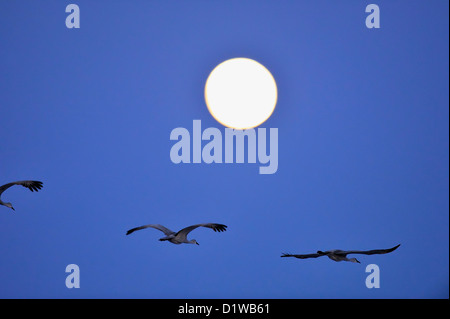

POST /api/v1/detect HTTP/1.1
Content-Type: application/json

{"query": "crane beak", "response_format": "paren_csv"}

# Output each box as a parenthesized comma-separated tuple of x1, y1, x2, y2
(11, 207, 15, 211)
(196, 242, 200, 245)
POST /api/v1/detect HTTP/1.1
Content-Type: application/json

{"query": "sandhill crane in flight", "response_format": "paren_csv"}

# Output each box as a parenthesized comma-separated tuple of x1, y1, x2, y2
(281, 244, 400, 263)
(0, 181, 43, 211)
(126, 223, 227, 245)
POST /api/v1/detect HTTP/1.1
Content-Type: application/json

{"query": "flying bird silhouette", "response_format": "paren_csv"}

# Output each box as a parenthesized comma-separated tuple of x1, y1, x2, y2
(281, 244, 400, 263)
(126, 223, 227, 245)
(0, 180, 43, 211)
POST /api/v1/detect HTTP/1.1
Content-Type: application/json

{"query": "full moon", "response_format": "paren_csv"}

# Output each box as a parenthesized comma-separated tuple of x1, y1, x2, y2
(204, 58, 278, 130)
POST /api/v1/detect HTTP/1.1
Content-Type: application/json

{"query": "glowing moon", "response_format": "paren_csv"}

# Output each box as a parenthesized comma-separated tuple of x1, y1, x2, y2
(204, 58, 278, 130)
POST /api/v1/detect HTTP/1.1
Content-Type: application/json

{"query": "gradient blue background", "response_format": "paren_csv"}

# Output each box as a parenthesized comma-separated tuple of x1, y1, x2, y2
(0, 1, 448, 298)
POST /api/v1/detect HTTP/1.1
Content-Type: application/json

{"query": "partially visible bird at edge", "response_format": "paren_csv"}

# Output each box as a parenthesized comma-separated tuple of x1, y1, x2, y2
(0, 181, 43, 211)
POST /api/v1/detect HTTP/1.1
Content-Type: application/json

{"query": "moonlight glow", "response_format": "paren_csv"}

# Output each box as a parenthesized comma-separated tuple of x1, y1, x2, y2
(204, 58, 278, 130)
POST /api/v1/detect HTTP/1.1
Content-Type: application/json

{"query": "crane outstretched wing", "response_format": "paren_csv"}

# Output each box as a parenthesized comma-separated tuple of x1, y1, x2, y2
(0, 181, 43, 197)
(340, 244, 401, 256)
(174, 223, 227, 241)
(126, 224, 175, 236)
(281, 253, 322, 259)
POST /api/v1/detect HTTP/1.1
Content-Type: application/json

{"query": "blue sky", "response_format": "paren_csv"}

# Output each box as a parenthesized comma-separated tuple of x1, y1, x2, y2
(0, 1, 448, 298)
